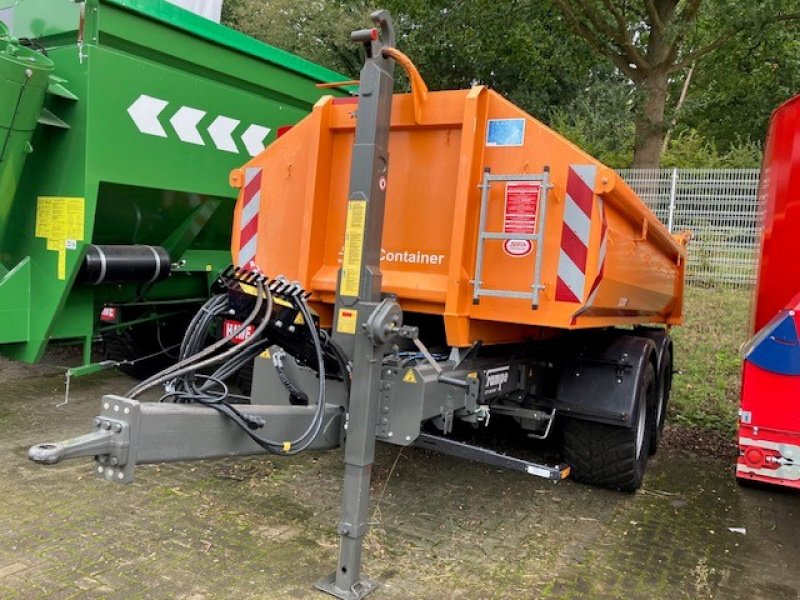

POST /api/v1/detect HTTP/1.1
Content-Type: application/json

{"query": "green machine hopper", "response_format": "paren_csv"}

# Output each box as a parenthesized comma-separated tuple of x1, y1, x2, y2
(0, 0, 349, 374)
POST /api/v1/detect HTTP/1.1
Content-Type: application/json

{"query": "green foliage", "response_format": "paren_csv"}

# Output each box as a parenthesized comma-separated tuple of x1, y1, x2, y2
(661, 130, 763, 169)
(220, 0, 797, 167)
(677, 23, 800, 153)
(547, 77, 635, 168)
(221, 0, 609, 120)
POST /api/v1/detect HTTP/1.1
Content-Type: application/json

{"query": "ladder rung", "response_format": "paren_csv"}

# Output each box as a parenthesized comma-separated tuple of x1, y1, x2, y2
(480, 232, 538, 241)
(475, 289, 533, 299)
(484, 174, 547, 183)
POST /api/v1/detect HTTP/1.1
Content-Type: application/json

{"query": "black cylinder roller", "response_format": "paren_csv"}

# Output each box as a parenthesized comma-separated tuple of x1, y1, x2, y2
(79, 245, 171, 285)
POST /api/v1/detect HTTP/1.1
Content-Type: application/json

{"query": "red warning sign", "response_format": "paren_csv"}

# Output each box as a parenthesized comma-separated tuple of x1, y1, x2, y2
(503, 181, 541, 257)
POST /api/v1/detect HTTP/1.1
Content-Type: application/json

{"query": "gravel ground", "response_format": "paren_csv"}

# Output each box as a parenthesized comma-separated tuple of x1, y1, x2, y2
(0, 358, 798, 599)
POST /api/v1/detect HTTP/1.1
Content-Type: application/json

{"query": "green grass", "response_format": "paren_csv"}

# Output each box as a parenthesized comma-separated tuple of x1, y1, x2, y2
(670, 285, 752, 436)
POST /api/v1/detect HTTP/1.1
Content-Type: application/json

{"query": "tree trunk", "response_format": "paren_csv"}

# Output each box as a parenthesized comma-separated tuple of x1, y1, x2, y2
(632, 70, 669, 168)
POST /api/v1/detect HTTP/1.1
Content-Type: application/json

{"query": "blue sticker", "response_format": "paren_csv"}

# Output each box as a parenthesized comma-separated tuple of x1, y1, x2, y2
(486, 119, 525, 147)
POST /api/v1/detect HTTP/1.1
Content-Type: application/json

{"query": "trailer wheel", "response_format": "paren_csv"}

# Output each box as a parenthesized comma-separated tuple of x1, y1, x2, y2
(562, 363, 656, 492)
(102, 322, 175, 380)
(236, 358, 255, 396)
(649, 345, 673, 455)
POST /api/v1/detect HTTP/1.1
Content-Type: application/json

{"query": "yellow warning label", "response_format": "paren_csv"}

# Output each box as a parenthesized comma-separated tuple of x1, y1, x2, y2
(337, 308, 358, 335)
(259, 349, 272, 359)
(293, 312, 305, 325)
(402, 369, 417, 384)
(274, 296, 293, 308)
(339, 200, 367, 297)
(239, 282, 258, 296)
(35, 197, 85, 281)
(467, 371, 478, 379)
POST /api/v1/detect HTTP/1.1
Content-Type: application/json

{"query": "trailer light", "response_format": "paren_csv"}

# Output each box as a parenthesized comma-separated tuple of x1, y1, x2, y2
(100, 306, 118, 323)
(743, 446, 765, 467)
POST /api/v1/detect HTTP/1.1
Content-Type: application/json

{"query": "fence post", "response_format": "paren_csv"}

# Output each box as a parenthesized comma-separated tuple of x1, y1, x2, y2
(667, 167, 678, 233)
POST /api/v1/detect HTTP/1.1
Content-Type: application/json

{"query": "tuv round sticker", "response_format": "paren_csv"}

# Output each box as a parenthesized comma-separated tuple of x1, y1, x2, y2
(503, 239, 532, 256)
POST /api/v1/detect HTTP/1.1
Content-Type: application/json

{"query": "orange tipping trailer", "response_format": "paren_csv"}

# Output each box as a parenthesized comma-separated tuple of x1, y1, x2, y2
(24, 18, 693, 598)
(231, 62, 688, 347)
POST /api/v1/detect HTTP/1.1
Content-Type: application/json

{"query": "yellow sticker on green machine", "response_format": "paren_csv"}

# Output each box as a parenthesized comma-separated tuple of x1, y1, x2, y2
(339, 200, 367, 297)
(35, 196, 85, 281)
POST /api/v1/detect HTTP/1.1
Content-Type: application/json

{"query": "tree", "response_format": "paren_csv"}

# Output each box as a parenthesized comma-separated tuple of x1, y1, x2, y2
(551, 0, 800, 167)
(677, 17, 800, 151)
(222, 0, 609, 121)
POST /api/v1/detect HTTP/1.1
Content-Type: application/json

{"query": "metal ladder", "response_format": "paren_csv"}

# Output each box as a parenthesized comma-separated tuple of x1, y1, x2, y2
(472, 169, 552, 308)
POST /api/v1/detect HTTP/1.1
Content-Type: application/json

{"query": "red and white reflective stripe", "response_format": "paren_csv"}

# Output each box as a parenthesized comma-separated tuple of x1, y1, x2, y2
(570, 197, 607, 322)
(584, 197, 608, 306)
(238, 167, 262, 268)
(555, 165, 597, 303)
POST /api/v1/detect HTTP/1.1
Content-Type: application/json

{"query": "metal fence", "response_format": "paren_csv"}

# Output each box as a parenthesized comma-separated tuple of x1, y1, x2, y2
(618, 168, 761, 287)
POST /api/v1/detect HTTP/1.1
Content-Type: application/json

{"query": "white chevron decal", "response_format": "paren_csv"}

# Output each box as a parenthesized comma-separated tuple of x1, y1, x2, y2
(170, 106, 206, 146)
(127, 95, 272, 156)
(207, 115, 240, 153)
(241, 124, 271, 157)
(127, 95, 169, 137)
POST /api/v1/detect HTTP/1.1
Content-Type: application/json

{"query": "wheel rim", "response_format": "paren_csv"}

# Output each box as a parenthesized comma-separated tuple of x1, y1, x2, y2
(635, 394, 647, 460)
(655, 380, 665, 428)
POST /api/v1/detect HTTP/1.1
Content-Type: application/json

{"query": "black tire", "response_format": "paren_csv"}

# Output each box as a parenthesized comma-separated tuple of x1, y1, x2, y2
(562, 362, 656, 492)
(649, 345, 673, 455)
(102, 321, 176, 380)
(237, 358, 255, 396)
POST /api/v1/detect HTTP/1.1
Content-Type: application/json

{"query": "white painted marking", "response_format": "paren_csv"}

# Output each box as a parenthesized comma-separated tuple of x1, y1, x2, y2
(238, 235, 258, 267)
(558, 249, 585, 299)
(241, 194, 261, 227)
(127, 95, 169, 137)
(241, 124, 271, 156)
(563, 196, 592, 245)
(245, 167, 261, 185)
(170, 106, 207, 145)
(207, 115, 240, 153)
(571, 164, 598, 191)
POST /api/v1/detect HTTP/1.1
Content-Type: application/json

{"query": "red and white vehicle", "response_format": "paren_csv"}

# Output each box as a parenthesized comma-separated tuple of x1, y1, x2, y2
(737, 95, 800, 489)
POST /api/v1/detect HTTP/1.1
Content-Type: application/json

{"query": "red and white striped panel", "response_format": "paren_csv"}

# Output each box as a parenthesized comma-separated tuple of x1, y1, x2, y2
(555, 165, 598, 303)
(238, 167, 262, 268)
(570, 197, 608, 322)
(584, 197, 608, 307)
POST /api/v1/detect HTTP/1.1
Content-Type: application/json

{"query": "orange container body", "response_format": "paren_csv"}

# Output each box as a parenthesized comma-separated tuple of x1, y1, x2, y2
(230, 86, 687, 347)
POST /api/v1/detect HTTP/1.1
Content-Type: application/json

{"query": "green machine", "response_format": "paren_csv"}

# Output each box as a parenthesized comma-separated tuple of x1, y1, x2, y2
(0, 0, 348, 375)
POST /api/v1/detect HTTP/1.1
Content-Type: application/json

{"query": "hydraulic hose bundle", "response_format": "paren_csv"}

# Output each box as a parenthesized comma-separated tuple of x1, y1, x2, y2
(125, 267, 342, 455)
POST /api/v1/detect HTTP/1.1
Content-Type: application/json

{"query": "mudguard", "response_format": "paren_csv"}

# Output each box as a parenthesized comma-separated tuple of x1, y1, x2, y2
(555, 334, 657, 427)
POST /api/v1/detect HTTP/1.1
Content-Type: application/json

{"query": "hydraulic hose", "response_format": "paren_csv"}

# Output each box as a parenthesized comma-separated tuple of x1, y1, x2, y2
(194, 294, 328, 455)
(128, 280, 268, 398)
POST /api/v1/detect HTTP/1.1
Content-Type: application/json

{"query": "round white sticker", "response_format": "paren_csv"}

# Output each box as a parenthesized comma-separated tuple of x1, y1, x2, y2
(503, 239, 533, 257)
